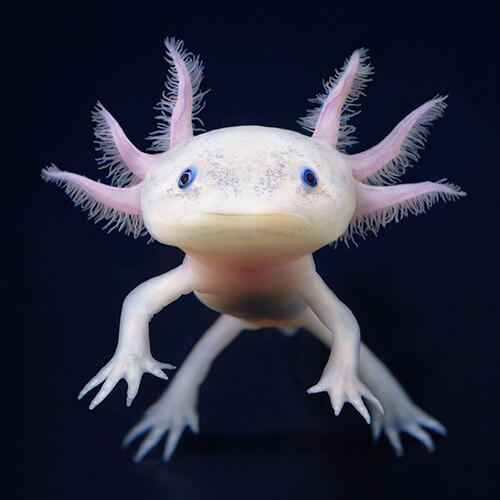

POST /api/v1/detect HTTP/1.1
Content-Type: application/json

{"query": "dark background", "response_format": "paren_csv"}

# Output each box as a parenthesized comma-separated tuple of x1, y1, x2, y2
(8, 2, 498, 499)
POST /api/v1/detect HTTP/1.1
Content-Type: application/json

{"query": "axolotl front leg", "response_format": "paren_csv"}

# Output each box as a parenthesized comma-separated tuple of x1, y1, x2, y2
(78, 261, 196, 409)
(300, 273, 383, 422)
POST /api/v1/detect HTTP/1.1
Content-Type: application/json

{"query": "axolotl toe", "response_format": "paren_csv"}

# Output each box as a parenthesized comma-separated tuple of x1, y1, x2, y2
(42, 38, 464, 461)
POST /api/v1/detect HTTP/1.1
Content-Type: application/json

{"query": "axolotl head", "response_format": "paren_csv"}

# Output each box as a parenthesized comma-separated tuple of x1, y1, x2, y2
(141, 125, 355, 259)
(42, 38, 465, 261)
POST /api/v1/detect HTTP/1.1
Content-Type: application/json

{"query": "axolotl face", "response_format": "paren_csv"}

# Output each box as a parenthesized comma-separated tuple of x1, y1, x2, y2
(141, 125, 356, 260)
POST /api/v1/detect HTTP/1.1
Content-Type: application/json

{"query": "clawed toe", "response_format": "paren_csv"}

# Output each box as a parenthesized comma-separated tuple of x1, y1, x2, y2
(418, 412, 447, 436)
(371, 414, 383, 442)
(122, 419, 154, 448)
(348, 394, 371, 424)
(78, 353, 174, 409)
(123, 394, 199, 462)
(308, 376, 382, 425)
(133, 426, 169, 462)
(371, 403, 445, 456)
(163, 427, 185, 462)
(405, 423, 434, 453)
(381, 422, 436, 457)
(385, 427, 404, 457)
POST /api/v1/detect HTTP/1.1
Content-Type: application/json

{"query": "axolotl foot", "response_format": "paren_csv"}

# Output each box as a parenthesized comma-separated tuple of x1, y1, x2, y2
(308, 372, 383, 424)
(78, 352, 175, 410)
(367, 398, 447, 457)
(122, 385, 199, 462)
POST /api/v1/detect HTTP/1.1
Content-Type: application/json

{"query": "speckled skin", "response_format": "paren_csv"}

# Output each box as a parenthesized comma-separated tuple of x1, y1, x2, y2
(42, 38, 463, 461)
(142, 126, 355, 261)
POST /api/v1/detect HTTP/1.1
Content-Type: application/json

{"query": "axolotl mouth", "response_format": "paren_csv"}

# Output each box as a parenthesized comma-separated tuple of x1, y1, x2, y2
(179, 212, 311, 231)
(174, 212, 322, 258)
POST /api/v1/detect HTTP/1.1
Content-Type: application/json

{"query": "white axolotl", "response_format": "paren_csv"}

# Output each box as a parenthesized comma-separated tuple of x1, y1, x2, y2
(42, 38, 465, 462)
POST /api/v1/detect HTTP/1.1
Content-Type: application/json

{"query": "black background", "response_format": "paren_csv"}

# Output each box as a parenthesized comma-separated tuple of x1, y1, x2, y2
(9, 2, 498, 499)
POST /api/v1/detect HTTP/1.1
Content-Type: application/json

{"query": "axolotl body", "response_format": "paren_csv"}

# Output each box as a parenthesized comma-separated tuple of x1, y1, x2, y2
(42, 39, 465, 461)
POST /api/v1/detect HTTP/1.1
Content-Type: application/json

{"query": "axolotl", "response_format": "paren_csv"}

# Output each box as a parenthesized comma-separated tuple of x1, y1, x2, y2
(42, 38, 465, 461)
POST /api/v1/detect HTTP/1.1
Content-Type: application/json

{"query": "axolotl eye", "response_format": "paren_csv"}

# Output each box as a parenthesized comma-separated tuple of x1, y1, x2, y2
(301, 168, 318, 188)
(178, 167, 197, 188)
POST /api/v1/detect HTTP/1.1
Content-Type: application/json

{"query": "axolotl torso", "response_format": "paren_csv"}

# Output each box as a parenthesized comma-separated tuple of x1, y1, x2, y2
(43, 39, 464, 461)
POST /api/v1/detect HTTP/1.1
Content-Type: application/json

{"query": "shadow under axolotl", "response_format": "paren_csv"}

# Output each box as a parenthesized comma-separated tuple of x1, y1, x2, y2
(125, 431, 450, 500)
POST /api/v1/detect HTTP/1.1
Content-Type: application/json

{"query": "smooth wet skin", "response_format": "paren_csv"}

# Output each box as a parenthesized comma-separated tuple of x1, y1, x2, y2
(142, 126, 356, 258)
(43, 37, 463, 461)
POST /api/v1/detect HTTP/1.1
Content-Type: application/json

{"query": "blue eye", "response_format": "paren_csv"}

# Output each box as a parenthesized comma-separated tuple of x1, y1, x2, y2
(178, 167, 196, 188)
(301, 168, 318, 188)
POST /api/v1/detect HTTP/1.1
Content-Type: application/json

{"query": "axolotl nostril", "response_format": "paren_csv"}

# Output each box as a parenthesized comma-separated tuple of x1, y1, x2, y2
(42, 38, 465, 461)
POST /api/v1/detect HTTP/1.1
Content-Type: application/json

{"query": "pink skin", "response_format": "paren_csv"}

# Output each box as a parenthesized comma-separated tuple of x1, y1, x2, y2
(93, 103, 153, 179)
(167, 40, 196, 148)
(313, 49, 367, 147)
(42, 38, 465, 460)
(41, 167, 143, 214)
(147, 38, 206, 153)
(348, 97, 448, 182)
(355, 180, 464, 217)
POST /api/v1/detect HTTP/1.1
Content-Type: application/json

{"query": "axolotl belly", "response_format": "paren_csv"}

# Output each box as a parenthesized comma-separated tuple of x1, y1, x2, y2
(42, 37, 464, 461)
(190, 256, 311, 322)
(196, 293, 306, 321)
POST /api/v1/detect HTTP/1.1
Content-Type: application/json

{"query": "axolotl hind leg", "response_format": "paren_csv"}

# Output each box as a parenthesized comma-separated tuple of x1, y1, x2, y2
(303, 311, 446, 456)
(359, 344, 446, 456)
(123, 314, 248, 462)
